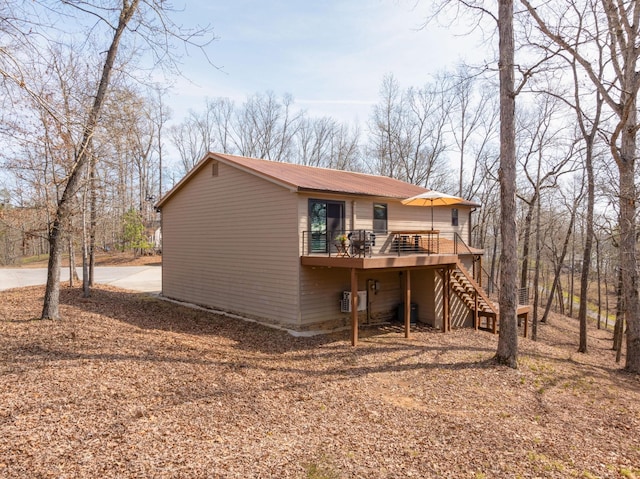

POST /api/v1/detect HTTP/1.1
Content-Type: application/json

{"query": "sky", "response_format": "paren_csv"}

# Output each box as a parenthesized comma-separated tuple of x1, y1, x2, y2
(165, 0, 490, 126)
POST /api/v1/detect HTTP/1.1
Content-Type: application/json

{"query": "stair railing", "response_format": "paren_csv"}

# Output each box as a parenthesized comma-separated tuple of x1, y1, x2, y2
(454, 233, 500, 298)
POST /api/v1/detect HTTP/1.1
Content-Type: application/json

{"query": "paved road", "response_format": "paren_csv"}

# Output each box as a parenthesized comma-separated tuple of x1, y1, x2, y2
(0, 266, 162, 293)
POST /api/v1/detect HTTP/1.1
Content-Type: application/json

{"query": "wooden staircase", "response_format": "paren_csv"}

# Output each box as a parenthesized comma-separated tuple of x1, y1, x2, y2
(451, 261, 499, 332)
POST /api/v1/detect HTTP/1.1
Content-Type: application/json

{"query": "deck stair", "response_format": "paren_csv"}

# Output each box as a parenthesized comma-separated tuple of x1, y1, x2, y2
(451, 261, 499, 331)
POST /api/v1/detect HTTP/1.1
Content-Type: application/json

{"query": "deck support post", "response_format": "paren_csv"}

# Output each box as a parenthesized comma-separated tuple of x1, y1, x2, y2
(351, 268, 358, 346)
(443, 267, 451, 332)
(404, 269, 411, 339)
(474, 291, 479, 330)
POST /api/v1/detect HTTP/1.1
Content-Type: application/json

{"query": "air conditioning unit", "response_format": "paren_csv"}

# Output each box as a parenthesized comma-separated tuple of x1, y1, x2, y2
(340, 291, 367, 313)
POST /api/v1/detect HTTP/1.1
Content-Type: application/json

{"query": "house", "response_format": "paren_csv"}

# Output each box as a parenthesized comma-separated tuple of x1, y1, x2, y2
(157, 152, 528, 344)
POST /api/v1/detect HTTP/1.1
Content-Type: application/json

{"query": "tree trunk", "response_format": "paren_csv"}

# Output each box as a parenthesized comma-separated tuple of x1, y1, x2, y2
(614, 265, 624, 364)
(613, 318, 623, 359)
(595, 236, 601, 329)
(82, 218, 90, 298)
(568, 224, 575, 318)
(556, 277, 565, 315)
(42, 218, 63, 319)
(89, 151, 97, 286)
(604, 247, 609, 330)
(82, 179, 90, 298)
(542, 214, 575, 323)
(519, 198, 535, 290)
(68, 234, 77, 287)
(578, 143, 595, 352)
(619, 134, 639, 372)
(613, 268, 623, 353)
(494, 0, 518, 368)
(531, 179, 543, 341)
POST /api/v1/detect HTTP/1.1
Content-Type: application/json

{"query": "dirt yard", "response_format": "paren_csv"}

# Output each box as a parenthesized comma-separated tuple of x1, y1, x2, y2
(0, 285, 639, 478)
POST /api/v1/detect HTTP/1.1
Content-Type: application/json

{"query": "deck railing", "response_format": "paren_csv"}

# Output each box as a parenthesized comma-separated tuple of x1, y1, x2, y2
(301, 230, 478, 258)
(301, 230, 531, 307)
(302, 230, 376, 258)
(518, 287, 530, 305)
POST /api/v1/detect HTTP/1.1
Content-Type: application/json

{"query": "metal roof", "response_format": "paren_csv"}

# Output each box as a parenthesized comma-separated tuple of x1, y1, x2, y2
(157, 152, 480, 208)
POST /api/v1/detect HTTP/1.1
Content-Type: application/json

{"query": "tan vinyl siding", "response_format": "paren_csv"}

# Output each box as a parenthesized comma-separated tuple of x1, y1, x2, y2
(297, 196, 473, 244)
(298, 267, 353, 331)
(410, 269, 438, 327)
(365, 271, 405, 323)
(162, 160, 300, 328)
(385, 201, 472, 237)
(353, 200, 374, 230)
(298, 268, 408, 330)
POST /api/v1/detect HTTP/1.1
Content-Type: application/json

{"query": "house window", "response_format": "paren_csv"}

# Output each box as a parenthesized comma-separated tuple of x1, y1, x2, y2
(451, 208, 459, 227)
(373, 203, 387, 233)
(211, 161, 219, 177)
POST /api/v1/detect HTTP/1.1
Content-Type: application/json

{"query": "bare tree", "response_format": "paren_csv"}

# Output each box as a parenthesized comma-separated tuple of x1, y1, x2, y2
(325, 123, 361, 171)
(0, 0, 214, 319)
(522, 0, 608, 352)
(445, 65, 500, 198)
(367, 74, 451, 188)
(368, 74, 404, 180)
(295, 116, 361, 170)
(170, 111, 213, 175)
(233, 91, 301, 162)
(570, 57, 604, 353)
(206, 97, 235, 155)
(171, 96, 235, 172)
(521, 0, 640, 372)
(41, 1, 142, 319)
(541, 182, 585, 325)
(516, 94, 577, 298)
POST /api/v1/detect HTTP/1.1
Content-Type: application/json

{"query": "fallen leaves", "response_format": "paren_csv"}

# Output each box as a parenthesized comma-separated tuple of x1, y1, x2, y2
(0, 284, 638, 478)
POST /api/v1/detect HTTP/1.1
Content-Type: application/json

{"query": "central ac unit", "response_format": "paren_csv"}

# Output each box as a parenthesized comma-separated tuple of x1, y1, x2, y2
(340, 291, 367, 313)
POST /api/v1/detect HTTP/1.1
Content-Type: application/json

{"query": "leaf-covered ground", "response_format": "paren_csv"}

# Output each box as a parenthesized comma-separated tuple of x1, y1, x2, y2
(0, 285, 639, 478)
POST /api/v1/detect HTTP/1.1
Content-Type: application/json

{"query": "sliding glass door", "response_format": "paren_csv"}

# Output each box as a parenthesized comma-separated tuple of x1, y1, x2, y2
(309, 199, 345, 253)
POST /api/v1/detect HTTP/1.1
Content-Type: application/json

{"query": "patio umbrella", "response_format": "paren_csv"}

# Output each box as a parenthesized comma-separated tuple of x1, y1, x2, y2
(401, 190, 464, 230)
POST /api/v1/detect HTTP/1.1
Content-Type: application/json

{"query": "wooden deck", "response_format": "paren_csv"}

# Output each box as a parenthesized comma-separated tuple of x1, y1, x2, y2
(300, 253, 459, 270)
(300, 232, 531, 344)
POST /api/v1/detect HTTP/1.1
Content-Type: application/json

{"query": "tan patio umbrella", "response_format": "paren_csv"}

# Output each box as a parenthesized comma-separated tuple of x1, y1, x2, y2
(401, 190, 464, 230)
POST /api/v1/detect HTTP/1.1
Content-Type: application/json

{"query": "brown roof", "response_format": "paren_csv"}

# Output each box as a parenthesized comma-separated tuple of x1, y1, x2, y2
(157, 152, 479, 207)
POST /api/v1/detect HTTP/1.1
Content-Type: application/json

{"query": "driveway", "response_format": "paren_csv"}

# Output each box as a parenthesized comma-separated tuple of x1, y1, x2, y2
(0, 266, 162, 293)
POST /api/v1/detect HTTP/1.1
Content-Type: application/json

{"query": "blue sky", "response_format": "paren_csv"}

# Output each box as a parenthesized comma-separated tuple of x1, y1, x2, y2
(166, 1, 489, 125)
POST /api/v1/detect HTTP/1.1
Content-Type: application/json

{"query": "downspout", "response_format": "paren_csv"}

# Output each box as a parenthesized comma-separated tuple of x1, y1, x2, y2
(156, 205, 163, 296)
(469, 207, 477, 245)
(469, 207, 479, 284)
(351, 200, 357, 232)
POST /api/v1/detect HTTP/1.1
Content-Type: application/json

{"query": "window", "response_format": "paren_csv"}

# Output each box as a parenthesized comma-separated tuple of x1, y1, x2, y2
(451, 208, 459, 227)
(211, 161, 219, 177)
(373, 203, 388, 233)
